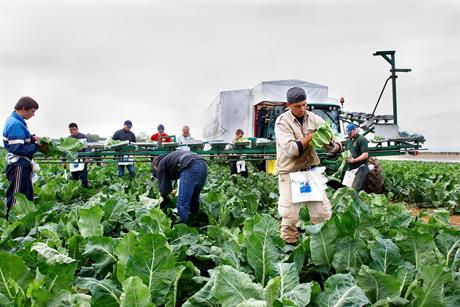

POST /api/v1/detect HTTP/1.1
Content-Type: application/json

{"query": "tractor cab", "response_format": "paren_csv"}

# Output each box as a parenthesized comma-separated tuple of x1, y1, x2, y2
(253, 101, 342, 140)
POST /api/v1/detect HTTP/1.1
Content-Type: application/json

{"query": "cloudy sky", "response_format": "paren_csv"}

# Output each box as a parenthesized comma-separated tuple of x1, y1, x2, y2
(1, 0, 459, 151)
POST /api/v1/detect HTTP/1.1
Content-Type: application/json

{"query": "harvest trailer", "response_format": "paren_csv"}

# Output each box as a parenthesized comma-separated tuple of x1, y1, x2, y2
(200, 50, 426, 192)
(203, 51, 424, 158)
(35, 51, 425, 193)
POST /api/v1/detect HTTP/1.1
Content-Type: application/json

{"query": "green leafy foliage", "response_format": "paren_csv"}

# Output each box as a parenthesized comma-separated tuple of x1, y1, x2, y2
(306, 221, 338, 268)
(311, 122, 335, 148)
(213, 265, 265, 305)
(382, 160, 460, 210)
(0, 252, 32, 305)
(76, 277, 122, 306)
(78, 206, 104, 238)
(369, 238, 402, 274)
(244, 214, 284, 286)
(39, 136, 84, 160)
(329, 150, 352, 181)
(125, 233, 176, 305)
(316, 273, 370, 306)
(0, 153, 458, 306)
(120, 276, 154, 307)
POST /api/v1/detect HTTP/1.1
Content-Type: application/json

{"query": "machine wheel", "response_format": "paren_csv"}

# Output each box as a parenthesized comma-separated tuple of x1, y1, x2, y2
(363, 157, 384, 194)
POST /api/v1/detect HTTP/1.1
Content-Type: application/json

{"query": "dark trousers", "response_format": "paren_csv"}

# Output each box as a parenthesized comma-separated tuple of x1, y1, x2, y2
(5, 164, 33, 219)
(117, 164, 135, 178)
(352, 164, 369, 191)
(71, 165, 89, 187)
(177, 159, 208, 223)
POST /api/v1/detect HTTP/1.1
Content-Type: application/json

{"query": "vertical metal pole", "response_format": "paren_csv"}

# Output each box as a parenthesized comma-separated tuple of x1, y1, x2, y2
(390, 53, 398, 125)
(374, 50, 410, 125)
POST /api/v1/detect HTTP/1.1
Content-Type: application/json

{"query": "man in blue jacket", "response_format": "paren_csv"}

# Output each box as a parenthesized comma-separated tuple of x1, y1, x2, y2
(3, 97, 41, 219)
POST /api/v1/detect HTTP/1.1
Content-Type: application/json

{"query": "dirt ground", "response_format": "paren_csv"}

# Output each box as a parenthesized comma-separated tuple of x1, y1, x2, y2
(407, 207, 460, 227)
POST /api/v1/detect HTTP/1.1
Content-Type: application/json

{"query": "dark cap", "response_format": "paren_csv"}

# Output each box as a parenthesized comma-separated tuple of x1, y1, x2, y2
(286, 87, 307, 103)
(124, 120, 133, 127)
(157, 124, 165, 132)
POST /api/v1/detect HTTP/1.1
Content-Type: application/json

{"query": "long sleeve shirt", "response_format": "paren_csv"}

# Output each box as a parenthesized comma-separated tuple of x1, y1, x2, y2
(112, 129, 136, 142)
(3, 111, 37, 166)
(274, 110, 325, 174)
(157, 151, 204, 197)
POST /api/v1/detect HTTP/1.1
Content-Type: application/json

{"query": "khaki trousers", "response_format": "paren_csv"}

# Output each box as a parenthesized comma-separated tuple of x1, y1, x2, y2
(278, 173, 332, 243)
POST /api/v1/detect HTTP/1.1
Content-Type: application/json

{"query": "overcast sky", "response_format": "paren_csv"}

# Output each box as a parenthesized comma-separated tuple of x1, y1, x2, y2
(1, 0, 459, 151)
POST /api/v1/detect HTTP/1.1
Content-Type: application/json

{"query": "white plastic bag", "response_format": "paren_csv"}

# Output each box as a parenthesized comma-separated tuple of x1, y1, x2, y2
(236, 160, 246, 173)
(31, 160, 40, 184)
(31, 160, 40, 173)
(70, 160, 85, 172)
(289, 168, 325, 203)
(342, 168, 358, 188)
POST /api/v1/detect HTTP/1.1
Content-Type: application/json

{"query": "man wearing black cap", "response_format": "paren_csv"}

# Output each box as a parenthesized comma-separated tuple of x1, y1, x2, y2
(274, 87, 341, 244)
(112, 120, 136, 178)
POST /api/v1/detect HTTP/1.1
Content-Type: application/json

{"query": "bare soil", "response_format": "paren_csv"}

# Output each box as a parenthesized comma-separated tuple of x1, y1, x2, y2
(407, 206, 460, 227)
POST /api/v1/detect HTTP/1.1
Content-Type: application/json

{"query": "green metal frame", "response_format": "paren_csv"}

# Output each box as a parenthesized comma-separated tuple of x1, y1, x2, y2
(373, 50, 411, 125)
(33, 51, 423, 165)
(33, 138, 423, 164)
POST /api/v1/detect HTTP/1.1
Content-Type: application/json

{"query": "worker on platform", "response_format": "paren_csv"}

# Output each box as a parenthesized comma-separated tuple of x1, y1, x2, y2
(149, 124, 172, 179)
(153, 151, 208, 224)
(229, 129, 249, 177)
(275, 87, 341, 244)
(3, 97, 41, 219)
(345, 123, 369, 191)
(68, 123, 90, 188)
(112, 120, 136, 178)
(177, 125, 195, 144)
(150, 124, 172, 144)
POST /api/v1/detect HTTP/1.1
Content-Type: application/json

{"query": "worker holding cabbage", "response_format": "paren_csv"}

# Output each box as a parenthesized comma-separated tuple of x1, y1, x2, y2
(2, 97, 41, 219)
(274, 87, 341, 244)
(344, 123, 369, 191)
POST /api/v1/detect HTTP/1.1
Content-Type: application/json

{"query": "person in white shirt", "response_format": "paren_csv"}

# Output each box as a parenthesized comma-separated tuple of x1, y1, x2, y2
(177, 125, 195, 144)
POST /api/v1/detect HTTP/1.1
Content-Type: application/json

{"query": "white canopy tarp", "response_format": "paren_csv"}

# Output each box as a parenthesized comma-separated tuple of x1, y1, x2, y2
(203, 89, 252, 142)
(252, 79, 329, 104)
(203, 80, 332, 142)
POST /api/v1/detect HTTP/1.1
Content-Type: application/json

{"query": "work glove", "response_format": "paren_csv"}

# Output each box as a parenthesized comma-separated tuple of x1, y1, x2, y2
(323, 141, 341, 154)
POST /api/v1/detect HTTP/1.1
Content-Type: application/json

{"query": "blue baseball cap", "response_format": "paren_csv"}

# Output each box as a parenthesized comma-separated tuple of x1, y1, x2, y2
(346, 123, 356, 134)
(124, 120, 133, 127)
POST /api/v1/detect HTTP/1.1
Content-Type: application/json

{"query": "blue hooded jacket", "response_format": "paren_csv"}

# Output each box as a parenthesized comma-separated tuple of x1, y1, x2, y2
(3, 111, 37, 166)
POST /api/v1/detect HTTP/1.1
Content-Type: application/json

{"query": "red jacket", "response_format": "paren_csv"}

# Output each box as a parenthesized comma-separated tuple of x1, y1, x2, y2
(150, 132, 172, 142)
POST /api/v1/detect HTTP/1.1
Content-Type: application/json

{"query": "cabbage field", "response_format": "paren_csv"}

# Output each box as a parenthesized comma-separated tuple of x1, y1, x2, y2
(0, 157, 459, 306)
(382, 161, 460, 212)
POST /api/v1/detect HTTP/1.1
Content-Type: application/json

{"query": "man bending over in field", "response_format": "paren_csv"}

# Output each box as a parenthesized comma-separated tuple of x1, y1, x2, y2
(153, 151, 208, 224)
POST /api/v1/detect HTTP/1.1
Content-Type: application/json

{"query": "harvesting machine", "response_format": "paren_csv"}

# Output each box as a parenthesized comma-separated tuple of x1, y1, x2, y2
(199, 50, 425, 192)
(36, 51, 425, 193)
